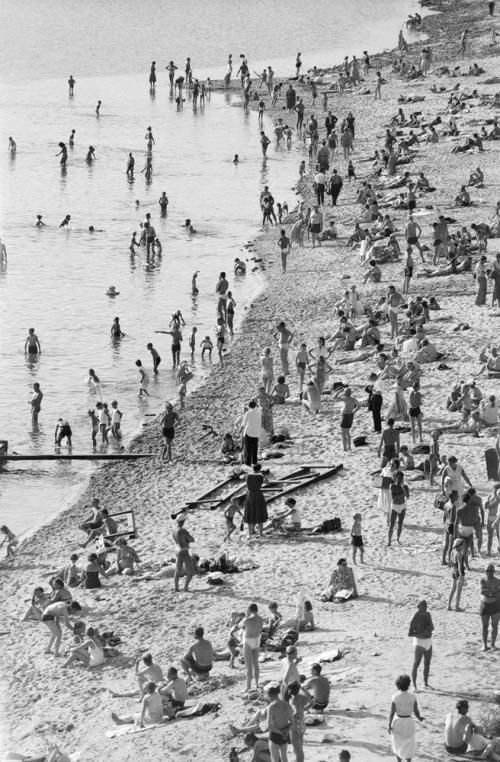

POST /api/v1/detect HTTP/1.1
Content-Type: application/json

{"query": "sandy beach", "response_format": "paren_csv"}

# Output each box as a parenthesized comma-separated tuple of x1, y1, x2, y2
(2, 1, 500, 759)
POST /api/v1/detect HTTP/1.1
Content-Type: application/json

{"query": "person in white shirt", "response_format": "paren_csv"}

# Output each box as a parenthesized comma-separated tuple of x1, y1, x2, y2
(242, 401, 262, 465)
(314, 169, 326, 206)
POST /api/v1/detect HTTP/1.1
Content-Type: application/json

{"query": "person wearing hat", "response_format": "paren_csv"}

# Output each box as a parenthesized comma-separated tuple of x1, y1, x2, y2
(408, 601, 434, 689)
(479, 563, 500, 651)
(448, 538, 466, 611)
(172, 514, 195, 592)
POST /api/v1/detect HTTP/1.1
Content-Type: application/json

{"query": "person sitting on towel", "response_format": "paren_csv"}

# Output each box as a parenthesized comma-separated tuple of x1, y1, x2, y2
(301, 663, 331, 711)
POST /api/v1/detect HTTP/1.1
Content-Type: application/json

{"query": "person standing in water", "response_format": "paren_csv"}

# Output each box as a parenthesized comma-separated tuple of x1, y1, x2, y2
(166, 60, 178, 86)
(126, 152, 135, 178)
(69, 129, 76, 147)
(135, 360, 150, 397)
(68, 75, 75, 95)
(149, 61, 156, 91)
(147, 342, 161, 374)
(56, 142, 68, 167)
(25, 327, 41, 355)
(159, 192, 169, 216)
(111, 317, 124, 339)
(95, 100, 102, 116)
(0, 237, 6, 263)
(192, 271, 199, 295)
(8, 136, 17, 154)
(30, 383, 43, 425)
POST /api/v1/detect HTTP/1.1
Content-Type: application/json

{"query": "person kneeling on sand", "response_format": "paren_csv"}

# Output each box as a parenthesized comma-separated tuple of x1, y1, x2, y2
(444, 699, 500, 759)
(181, 626, 215, 680)
(111, 681, 164, 728)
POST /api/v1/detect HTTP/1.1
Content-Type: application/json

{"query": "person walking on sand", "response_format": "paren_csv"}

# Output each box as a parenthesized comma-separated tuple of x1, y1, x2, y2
(30, 382, 43, 425)
(405, 216, 424, 262)
(160, 402, 179, 461)
(448, 538, 467, 611)
(459, 29, 469, 57)
(403, 247, 414, 295)
(387, 674, 424, 761)
(260, 347, 274, 393)
(374, 70, 383, 100)
(309, 205, 323, 248)
(274, 321, 294, 376)
(408, 600, 434, 690)
(378, 419, 400, 467)
(242, 603, 264, 691)
(172, 514, 196, 592)
(277, 229, 291, 273)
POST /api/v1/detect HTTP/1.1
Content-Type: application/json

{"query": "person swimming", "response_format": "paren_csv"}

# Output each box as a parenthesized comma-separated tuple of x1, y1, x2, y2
(184, 219, 196, 233)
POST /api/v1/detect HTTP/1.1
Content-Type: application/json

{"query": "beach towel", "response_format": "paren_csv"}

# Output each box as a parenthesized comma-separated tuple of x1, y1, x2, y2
(105, 722, 168, 738)
(175, 702, 221, 719)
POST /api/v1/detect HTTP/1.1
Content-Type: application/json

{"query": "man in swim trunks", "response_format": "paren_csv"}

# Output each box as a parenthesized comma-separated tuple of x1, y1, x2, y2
(30, 382, 43, 425)
(275, 321, 294, 375)
(338, 387, 359, 452)
(160, 402, 179, 461)
(405, 215, 424, 260)
(377, 418, 400, 467)
(25, 327, 41, 355)
(172, 514, 195, 592)
(444, 699, 500, 757)
(302, 663, 331, 711)
(79, 498, 103, 535)
(181, 626, 215, 679)
(265, 684, 295, 759)
(386, 285, 406, 339)
(241, 603, 264, 691)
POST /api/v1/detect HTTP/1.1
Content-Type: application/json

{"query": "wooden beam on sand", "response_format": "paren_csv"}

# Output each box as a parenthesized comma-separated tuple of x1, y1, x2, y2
(0, 453, 152, 462)
(264, 464, 343, 506)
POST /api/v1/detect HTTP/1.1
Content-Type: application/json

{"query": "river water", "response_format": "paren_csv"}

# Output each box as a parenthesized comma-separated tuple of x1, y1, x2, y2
(0, 0, 422, 536)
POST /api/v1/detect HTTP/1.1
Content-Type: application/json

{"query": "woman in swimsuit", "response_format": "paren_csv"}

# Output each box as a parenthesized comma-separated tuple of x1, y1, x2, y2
(408, 382, 423, 443)
(295, 343, 309, 395)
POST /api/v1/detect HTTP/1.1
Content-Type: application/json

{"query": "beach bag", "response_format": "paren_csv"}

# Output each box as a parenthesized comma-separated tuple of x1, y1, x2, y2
(353, 435, 368, 447)
(312, 517, 342, 534)
(412, 443, 430, 454)
(279, 629, 299, 653)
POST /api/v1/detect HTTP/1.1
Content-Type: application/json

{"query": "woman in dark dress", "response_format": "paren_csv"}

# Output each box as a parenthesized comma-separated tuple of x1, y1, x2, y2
(244, 464, 268, 537)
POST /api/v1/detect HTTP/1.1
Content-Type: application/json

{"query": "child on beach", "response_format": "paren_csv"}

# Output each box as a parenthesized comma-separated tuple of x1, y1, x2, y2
(216, 318, 227, 366)
(88, 409, 99, 448)
(351, 513, 364, 564)
(0, 525, 18, 558)
(189, 327, 197, 356)
(178, 379, 187, 409)
(221, 432, 238, 463)
(227, 613, 244, 668)
(347, 160, 356, 182)
(201, 335, 213, 360)
(224, 497, 244, 541)
(267, 601, 283, 638)
(135, 359, 150, 397)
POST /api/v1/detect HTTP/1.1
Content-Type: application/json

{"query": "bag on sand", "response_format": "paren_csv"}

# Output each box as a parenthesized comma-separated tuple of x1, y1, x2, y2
(312, 518, 342, 534)
(434, 493, 447, 511)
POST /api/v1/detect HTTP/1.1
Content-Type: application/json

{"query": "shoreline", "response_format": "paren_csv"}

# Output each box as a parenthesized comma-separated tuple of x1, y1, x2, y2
(3, 0, 500, 758)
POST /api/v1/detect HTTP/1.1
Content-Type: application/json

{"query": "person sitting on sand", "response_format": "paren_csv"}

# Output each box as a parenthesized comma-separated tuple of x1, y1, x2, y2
(454, 185, 471, 207)
(79, 498, 104, 535)
(321, 558, 358, 601)
(111, 681, 164, 728)
(469, 167, 484, 187)
(63, 625, 104, 668)
(444, 699, 500, 759)
(131, 554, 201, 582)
(301, 663, 331, 711)
(159, 666, 188, 709)
(363, 259, 382, 283)
(221, 432, 239, 463)
(109, 651, 164, 699)
(80, 553, 108, 589)
(22, 586, 51, 621)
(181, 626, 215, 679)
(243, 732, 272, 762)
(115, 537, 140, 575)
(272, 376, 290, 404)
(0, 525, 18, 558)
(80, 508, 118, 549)
(49, 577, 73, 604)
(302, 379, 321, 413)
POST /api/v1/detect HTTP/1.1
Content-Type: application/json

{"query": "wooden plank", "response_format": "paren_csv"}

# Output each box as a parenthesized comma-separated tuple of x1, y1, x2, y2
(0, 453, 152, 462)
(264, 464, 343, 506)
